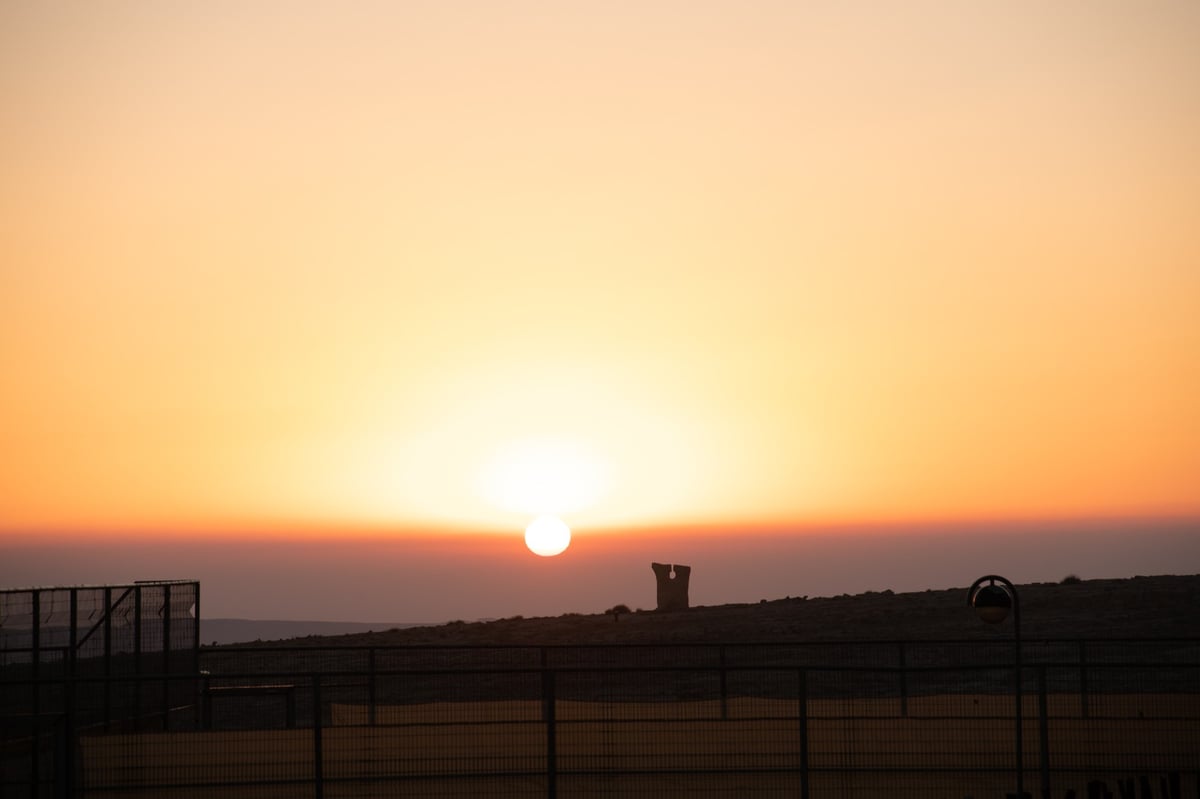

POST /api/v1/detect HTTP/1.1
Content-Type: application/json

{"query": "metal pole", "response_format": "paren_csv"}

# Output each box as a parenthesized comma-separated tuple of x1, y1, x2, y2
(162, 583, 172, 729)
(193, 582, 201, 672)
(68, 589, 78, 678)
(31, 590, 41, 711)
(104, 586, 113, 729)
(1078, 640, 1089, 719)
(1037, 665, 1050, 799)
(163, 582, 172, 668)
(798, 668, 810, 799)
(967, 575, 1023, 799)
(134, 586, 142, 726)
(31, 590, 40, 799)
(192, 583, 202, 729)
(368, 648, 377, 726)
(133, 585, 142, 665)
(312, 675, 324, 799)
(65, 590, 78, 799)
(543, 667, 557, 799)
(1013, 584, 1023, 799)
(719, 645, 728, 721)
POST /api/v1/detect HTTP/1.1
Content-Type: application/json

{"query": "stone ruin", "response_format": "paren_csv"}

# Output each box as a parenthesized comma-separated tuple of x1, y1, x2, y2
(651, 562, 691, 611)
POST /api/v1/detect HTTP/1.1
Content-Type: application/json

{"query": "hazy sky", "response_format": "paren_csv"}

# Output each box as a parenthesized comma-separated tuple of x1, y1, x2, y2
(2, 3, 1198, 618)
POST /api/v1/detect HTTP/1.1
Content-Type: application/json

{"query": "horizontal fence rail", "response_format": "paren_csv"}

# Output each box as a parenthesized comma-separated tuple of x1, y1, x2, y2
(3, 640, 1199, 798)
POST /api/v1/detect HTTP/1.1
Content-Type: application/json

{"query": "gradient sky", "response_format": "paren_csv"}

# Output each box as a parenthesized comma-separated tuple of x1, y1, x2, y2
(2, 3, 1198, 618)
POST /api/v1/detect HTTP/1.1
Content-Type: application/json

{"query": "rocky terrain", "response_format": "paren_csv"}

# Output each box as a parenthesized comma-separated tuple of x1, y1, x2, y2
(223, 574, 1200, 649)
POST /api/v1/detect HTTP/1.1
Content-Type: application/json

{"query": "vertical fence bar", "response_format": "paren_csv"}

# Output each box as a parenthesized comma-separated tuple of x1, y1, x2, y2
(133, 585, 142, 726)
(898, 641, 908, 717)
(192, 583, 202, 729)
(68, 589, 78, 678)
(719, 645, 728, 720)
(313, 674, 324, 799)
(31, 589, 41, 704)
(1037, 666, 1050, 799)
(1014, 635, 1025, 799)
(103, 586, 113, 728)
(192, 582, 201, 673)
(798, 668, 809, 799)
(1078, 640, 1090, 719)
(368, 648, 377, 726)
(543, 667, 557, 799)
(133, 586, 142, 665)
(162, 583, 172, 675)
(64, 589, 78, 799)
(31, 590, 40, 799)
(162, 583, 172, 729)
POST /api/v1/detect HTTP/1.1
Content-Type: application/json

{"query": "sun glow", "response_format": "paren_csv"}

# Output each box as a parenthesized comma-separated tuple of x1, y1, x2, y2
(479, 438, 610, 517)
(2, 4, 1198, 537)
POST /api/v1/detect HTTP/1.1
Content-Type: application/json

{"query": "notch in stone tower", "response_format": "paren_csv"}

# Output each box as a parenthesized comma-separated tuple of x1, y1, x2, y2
(651, 562, 691, 611)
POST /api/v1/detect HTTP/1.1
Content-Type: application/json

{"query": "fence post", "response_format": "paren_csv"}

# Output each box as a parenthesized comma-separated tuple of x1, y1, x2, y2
(192, 582, 201, 672)
(368, 648, 377, 726)
(104, 586, 113, 729)
(898, 641, 908, 717)
(31, 590, 41, 799)
(68, 589, 78, 680)
(133, 585, 142, 726)
(543, 667, 557, 799)
(1078, 640, 1089, 719)
(1038, 666, 1050, 799)
(162, 583, 172, 729)
(312, 674, 324, 799)
(66, 590, 79, 793)
(719, 645, 728, 721)
(798, 669, 809, 799)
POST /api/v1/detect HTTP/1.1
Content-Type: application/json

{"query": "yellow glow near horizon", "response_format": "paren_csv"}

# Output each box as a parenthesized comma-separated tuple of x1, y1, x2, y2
(1, 3, 1199, 537)
(479, 438, 610, 517)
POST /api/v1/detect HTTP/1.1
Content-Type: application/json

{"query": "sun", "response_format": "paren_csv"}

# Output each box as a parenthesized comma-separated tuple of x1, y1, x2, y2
(477, 438, 604, 554)
(524, 514, 571, 557)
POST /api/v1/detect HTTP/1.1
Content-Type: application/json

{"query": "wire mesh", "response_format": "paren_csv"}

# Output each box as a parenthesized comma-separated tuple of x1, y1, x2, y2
(1, 581, 200, 798)
(6, 637, 1200, 798)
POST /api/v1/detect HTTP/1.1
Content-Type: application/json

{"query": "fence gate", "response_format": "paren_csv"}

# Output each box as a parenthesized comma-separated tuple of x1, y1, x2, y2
(0, 580, 200, 798)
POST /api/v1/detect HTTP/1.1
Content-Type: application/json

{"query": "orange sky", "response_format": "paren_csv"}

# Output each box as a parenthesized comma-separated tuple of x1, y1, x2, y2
(2, 2, 1199, 539)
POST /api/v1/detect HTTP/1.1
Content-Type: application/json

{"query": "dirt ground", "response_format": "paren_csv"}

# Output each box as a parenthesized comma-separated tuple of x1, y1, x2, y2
(81, 694, 1200, 799)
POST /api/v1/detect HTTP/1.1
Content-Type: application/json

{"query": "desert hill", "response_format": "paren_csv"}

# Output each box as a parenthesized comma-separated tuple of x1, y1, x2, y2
(223, 574, 1200, 649)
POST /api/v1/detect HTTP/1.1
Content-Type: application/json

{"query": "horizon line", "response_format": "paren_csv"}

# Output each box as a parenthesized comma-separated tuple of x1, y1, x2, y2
(4, 510, 1197, 543)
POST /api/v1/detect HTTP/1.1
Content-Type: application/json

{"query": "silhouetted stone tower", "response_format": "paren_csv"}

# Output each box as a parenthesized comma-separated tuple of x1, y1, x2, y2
(651, 562, 691, 611)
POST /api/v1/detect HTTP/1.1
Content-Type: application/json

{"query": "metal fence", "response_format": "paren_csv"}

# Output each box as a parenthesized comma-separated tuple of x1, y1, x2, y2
(3, 639, 1199, 798)
(0, 581, 200, 798)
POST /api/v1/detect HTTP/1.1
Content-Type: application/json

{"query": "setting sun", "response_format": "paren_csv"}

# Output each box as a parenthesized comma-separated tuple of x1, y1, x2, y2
(524, 515, 572, 557)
